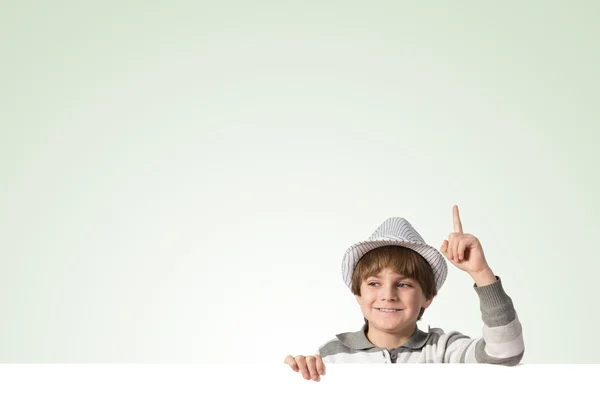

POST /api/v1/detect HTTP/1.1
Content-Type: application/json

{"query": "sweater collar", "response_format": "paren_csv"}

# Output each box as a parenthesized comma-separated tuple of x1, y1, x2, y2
(336, 323, 431, 350)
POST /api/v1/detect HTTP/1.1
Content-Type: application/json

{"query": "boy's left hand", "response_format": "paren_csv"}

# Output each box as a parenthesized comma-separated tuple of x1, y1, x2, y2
(440, 205, 492, 280)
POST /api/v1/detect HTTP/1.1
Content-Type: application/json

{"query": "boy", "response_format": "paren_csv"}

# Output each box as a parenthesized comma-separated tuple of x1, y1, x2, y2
(284, 205, 524, 381)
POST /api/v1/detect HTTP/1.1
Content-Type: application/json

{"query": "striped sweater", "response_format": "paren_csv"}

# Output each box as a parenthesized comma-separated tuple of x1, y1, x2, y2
(318, 278, 524, 365)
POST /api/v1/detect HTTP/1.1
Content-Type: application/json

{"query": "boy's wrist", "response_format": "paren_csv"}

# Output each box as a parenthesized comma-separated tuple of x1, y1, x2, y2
(470, 267, 496, 287)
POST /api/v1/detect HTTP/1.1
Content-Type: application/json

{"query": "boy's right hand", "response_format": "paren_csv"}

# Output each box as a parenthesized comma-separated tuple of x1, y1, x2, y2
(284, 354, 326, 381)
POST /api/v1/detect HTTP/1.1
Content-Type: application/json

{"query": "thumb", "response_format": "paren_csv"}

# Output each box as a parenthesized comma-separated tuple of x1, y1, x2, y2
(440, 240, 449, 256)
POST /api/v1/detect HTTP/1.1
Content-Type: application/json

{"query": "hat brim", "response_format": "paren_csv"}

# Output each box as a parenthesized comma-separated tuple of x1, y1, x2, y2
(341, 237, 447, 292)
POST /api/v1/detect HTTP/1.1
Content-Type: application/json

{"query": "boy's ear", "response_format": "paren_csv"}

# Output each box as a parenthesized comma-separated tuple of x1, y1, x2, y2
(422, 296, 434, 309)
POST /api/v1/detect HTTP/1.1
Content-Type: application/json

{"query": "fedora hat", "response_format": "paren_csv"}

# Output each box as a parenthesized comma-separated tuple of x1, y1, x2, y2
(341, 217, 448, 292)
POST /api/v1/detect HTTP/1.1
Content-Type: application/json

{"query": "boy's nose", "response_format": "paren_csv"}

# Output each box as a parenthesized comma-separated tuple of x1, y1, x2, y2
(380, 287, 398, 301)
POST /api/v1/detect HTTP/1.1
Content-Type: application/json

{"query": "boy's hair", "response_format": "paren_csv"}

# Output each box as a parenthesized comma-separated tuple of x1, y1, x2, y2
(351, 245, 437, 321)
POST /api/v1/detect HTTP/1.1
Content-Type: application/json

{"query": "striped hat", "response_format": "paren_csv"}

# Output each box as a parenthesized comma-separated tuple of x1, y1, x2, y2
(341, 217, 448, 292)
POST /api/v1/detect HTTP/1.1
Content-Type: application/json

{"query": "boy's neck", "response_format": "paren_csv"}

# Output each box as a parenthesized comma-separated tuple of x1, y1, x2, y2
(366, 323, 418, 350)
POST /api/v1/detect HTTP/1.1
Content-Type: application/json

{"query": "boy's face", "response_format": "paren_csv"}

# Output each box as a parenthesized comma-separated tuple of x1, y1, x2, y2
(355, 267, 433, 336)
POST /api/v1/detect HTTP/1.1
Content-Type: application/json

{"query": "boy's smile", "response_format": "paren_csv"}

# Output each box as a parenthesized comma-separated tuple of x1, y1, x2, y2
(374, 308, 403, 313)
(355, 268, 433, 348)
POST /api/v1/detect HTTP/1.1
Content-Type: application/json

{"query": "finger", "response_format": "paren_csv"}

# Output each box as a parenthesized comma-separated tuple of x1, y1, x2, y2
(284, 355, 299, 372)
(440, 240, 448, 257)
(451, 236, 461, 262)
(305, 357, 320, 381)
(295, 356, 310, 380)
(447, 233, 456, 261)
(457, 239, 467, 261)
(316, 355, 326, 376)
(453, 205, 463, 234)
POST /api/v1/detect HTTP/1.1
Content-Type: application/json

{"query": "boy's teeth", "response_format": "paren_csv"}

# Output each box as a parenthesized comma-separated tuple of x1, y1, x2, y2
(378, 308, 398, 312)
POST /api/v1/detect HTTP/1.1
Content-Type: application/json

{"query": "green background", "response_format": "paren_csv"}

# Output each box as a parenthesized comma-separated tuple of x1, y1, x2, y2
(1, 1, 598, 363)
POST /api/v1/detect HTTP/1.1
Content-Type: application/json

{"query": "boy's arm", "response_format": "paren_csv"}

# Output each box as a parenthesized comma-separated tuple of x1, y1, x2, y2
(472, 275, 524, 364)
(442, 271, 524, 365)
(439, 206, 524, 365)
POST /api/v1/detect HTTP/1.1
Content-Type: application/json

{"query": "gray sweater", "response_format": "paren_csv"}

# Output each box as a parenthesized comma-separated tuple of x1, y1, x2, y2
(318, 278, 524, 365)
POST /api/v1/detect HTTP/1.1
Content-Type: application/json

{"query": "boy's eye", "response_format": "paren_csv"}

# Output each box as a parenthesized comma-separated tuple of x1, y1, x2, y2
(366, 282, 411, 288)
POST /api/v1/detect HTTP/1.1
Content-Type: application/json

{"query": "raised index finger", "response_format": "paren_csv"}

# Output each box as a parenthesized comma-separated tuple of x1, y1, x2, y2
(453, 205, 463, 233)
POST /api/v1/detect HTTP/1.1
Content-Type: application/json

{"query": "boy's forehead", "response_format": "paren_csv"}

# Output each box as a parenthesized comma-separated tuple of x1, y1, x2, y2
(366, 270, 411, 280)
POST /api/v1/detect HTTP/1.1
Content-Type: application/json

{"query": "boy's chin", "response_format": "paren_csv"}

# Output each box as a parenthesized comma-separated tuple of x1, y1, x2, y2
(370, 319, 417, 331)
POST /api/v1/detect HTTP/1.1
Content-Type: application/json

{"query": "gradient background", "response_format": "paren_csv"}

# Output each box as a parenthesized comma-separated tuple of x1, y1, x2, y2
(1, 1, 598, 363)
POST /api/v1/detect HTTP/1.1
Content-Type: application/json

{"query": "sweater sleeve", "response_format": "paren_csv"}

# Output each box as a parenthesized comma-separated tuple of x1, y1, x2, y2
(442, 277, 524, 365)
